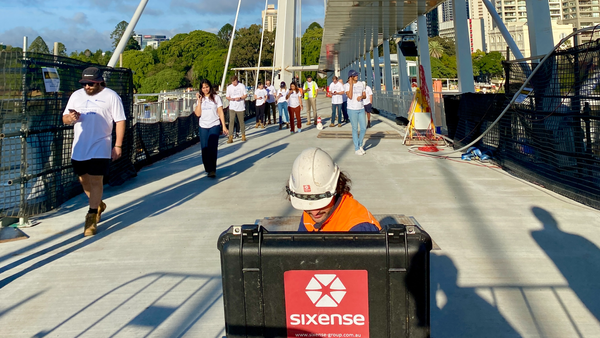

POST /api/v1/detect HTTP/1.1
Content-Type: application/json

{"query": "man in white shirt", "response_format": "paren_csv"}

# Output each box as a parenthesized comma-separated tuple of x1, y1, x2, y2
(226, 76, 248, 143)
(63, 67, 126, 236)
(303, 75, 319, 126)
(265, 80, 276, 125)
(328, 76, 344, 127)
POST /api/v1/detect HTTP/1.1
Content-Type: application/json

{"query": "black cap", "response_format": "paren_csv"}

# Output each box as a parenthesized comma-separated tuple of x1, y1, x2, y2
(280, 82, 286, 88)
(79, 67, 104, 84)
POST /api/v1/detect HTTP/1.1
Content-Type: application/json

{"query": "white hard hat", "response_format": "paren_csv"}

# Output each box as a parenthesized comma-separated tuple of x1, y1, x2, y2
(287, 147, 341, 210)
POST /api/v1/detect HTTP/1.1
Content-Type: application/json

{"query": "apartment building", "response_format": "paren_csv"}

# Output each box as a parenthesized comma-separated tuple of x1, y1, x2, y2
(262, 4, 278, 32)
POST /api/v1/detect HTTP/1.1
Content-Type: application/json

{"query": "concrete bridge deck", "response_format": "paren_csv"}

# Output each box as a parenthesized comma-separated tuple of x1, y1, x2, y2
(1, 98, 600, 337)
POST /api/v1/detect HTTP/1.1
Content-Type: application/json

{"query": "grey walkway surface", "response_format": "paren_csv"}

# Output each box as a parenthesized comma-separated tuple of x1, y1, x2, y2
(1, 98, 600, 337)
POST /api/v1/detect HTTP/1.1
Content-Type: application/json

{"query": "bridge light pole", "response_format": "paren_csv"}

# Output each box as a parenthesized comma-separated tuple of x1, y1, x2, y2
(221, 0, 243, 92)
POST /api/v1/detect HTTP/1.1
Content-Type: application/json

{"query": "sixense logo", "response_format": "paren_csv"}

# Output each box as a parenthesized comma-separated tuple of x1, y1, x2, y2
(284, 270, 370, 335)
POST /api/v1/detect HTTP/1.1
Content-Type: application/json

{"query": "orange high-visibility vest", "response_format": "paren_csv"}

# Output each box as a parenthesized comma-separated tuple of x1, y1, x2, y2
(300, 193, 381, 232)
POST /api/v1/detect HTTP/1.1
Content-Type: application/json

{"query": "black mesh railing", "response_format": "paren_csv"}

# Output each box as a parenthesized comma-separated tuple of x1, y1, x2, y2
(445, 38, 600, 209)
(0, 52, 200, 219)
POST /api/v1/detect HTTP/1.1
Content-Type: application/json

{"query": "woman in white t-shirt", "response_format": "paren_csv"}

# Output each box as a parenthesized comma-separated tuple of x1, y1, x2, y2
(254, 82, 267, 129)
(286, 82, 303, 133)
(194, 79, 228, 178)
(343, 70, 367, 155)
(276, 82, 290, 130)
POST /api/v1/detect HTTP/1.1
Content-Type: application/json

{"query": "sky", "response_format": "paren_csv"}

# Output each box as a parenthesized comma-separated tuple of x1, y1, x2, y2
(0, 0, 325, 53)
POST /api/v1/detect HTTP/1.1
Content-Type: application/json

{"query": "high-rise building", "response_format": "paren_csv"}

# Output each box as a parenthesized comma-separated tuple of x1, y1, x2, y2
(561, 0, 600, 29)
(426, 9, 440, 37)
(262, 4, 278, 32)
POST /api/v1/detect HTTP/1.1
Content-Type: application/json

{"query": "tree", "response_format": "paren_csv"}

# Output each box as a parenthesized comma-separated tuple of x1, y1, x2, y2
(140, 68, 185, 93)
(110, 20, 140, 51)
(123, 50, 156, 90)
(193, 49, 227, 87)
(307, 22, 322, 31)
(229, 24, 275, 85)
(474, 51, 505, 80)
(429, 36, 455, 56)
(51, 42, 67, 56)
(29, 36, 50, 54)
(429, 40, 443, 59)
(218, 23, 234, 47)
(301, 23, 323, 85)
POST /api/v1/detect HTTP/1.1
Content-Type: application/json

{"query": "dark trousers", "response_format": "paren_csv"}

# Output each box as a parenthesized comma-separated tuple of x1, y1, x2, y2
(265, 102, 277, 122)
(256, 104, 265, 123)
(342, 101, 349, 121)
(199, 124, 221, 173)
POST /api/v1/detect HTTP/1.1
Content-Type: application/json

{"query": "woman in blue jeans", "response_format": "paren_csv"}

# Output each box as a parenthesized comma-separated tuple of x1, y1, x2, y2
(276, 82, 290, 130)
(343, 70, 367, 155)
(194, 79, 228, 177)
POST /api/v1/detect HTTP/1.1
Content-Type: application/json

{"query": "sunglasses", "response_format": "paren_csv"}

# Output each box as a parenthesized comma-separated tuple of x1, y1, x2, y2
(82, 82, 97, 87)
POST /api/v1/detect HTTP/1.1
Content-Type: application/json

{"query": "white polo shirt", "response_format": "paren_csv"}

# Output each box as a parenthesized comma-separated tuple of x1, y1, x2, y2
(329, 82, 344, 105)
(199, 94, 223, 129)
(363, 85, 373, 106)
(288, 90, 302, 108)
(344, 81, 365, 110)
(255, 88, 267, 106)
(226, 83, 247, 111)
(63, 87, 126, 161)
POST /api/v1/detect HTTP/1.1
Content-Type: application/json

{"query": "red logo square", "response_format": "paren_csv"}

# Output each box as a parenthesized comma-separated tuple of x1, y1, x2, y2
(284, 270, 369, 337)
(303, 185, 311, 193)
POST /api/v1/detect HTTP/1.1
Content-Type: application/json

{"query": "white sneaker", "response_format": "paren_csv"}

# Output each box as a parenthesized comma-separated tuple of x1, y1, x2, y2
(355, 150, 364, 156)
(297, 128, 302, 133)
(359, 147, 366, 154)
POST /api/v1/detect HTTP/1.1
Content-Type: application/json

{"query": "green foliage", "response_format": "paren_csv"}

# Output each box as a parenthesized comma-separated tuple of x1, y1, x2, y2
(301, 24, 323, 83)
(29, 36, 50, 54)
(51, 42, 67, 56)
(307, 22, 322, 31)
(140, 68, 185, 93)
(431, 57, 456, 78)
(429, 36, 455, 56)
(474, 51, 505, 78)
(218, 23, 233, 48)
(429, 40, 443, 59)
(123, 50, 155, 90)
(193, 49, 227, 87)
(110, 20, 140, 51)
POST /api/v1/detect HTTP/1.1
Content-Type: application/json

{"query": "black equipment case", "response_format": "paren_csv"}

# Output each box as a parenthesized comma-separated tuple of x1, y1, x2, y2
(217, 224, 432, 338)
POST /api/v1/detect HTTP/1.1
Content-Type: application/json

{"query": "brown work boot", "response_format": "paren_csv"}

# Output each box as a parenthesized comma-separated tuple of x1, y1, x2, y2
(84, 213, 97, 237)
(242, 135, 247, 141)
(97, 200, 107, 223)
(227, 135, 233, 144)
(261, 123, 265, 129)
(255, 122, 259, 128)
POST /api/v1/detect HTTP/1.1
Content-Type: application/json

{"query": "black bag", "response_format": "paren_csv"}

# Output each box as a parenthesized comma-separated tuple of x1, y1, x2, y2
(217, 224, 432, 338)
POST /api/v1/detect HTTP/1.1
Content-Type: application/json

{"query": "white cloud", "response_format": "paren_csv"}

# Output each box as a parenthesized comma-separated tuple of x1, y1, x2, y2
(58, 12, 90, 26)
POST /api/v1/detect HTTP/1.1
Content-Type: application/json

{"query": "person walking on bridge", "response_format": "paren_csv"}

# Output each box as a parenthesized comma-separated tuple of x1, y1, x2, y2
(195, 79, 228, 178)
(254, 82, 267, 128)
(303, 75, 319, 126)
(63, 67, 126, 236)
(287, 82, 303, 133)
(339, 77, 349, 124)
(265, 80, 277, 125)
(276, 82, 290, 130)
(344, 70, 367, 155)
(226, 76, 247, 143)
(328, 76, 343, 127)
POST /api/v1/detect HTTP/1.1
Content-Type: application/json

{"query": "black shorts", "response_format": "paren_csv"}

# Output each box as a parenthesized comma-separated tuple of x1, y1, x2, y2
(72, 159, 111, 176)
(364, 104, 372, 113)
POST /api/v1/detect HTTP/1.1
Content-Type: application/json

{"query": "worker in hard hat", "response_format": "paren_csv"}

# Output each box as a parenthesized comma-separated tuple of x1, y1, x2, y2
(286, 147, 381, 232)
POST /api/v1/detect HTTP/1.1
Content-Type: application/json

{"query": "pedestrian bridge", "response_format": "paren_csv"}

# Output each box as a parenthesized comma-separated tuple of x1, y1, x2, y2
(0, 98, 599, 337)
